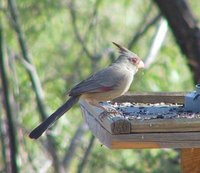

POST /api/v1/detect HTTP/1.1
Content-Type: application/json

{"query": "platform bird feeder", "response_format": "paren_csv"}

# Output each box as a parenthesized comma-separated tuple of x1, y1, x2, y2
(80, 84, 200, 173)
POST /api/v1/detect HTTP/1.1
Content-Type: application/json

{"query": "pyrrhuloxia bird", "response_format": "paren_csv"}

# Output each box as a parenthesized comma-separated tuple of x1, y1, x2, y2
(29, 42, 144, 139)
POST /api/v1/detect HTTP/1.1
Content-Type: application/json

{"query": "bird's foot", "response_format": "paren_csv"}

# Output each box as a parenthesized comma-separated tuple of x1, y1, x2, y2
(99, 107, 123, 121)
(106, 108, 123, 115)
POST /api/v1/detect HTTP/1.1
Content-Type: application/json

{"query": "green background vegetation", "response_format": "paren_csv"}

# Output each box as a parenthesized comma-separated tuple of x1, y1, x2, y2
(1, 0, 200, 172)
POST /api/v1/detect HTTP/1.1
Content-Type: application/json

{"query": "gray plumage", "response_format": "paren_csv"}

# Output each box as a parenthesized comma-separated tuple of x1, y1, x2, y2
(29, 42, 144, 139)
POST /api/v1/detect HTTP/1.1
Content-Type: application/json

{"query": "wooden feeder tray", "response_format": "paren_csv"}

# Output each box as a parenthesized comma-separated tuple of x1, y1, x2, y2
(80, 92, 200, 149)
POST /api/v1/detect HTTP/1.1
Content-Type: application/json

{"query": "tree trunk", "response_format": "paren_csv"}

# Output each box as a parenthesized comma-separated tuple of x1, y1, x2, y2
(154, 0, 200, 83)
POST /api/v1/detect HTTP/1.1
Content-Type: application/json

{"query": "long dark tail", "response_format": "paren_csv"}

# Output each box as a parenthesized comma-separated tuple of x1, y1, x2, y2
(29, 96, 80, 139)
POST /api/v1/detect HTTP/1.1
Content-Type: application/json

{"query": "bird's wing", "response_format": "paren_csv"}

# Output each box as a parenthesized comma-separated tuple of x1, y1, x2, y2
(69, 66, 125, 96)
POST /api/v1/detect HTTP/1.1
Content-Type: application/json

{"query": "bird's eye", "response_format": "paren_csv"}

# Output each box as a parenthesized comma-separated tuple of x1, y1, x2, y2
(129, 57, 138, 64)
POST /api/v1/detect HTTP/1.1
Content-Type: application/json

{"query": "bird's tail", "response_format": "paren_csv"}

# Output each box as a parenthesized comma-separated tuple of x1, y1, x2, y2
(29, 96, 80, 139)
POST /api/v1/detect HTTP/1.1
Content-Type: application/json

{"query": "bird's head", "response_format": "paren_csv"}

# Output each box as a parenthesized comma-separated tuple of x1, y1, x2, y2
(112, 42, 144, 69)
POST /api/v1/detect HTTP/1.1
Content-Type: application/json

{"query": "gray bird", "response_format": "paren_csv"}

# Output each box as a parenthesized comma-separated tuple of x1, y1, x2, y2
(29, 42, 144, 139)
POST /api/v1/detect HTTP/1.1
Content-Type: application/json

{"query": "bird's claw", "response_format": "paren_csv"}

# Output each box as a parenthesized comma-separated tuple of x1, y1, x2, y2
(107, 108, 122, 114)
(98, 108, 123, 122)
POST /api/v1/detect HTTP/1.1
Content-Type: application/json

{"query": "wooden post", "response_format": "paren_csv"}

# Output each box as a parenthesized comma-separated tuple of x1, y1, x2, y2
(181, 148, 200, 173)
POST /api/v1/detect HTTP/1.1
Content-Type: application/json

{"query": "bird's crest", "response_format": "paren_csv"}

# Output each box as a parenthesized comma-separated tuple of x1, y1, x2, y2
(112, 42, 134, 55)
(112, 42, 129, 55)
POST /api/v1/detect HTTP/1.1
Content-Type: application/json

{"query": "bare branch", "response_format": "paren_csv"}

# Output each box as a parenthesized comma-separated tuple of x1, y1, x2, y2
(0, 16, 19, 173)
(154, 0, 200, 83)
(145, 18, 168, 68)
(0, 115, 8, 173)
(68, 0, 93, 59)
(62, 122, 88, 171)
(77, 135, 95, 173)
(128, 13, 162, 50)
(67, 0, 102, 82)
(7, 0, 46, 120)
(7, 0, 61, 172)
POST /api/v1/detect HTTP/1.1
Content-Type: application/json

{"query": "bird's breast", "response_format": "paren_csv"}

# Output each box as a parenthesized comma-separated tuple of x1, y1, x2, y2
(116, 70, 134, 94)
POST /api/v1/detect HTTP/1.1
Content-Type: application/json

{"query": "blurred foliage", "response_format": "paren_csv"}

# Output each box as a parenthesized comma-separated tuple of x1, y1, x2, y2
(1, 0, 199, 172)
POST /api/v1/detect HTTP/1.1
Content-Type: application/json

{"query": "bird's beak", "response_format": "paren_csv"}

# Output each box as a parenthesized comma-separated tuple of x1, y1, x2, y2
(138, 60, 145, 69)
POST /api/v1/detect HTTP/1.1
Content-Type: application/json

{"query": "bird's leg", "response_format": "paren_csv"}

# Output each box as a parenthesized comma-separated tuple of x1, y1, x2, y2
(89, 100, 122, 121)
(88, 100, 122, 115)
(87, 100, 108, 112)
